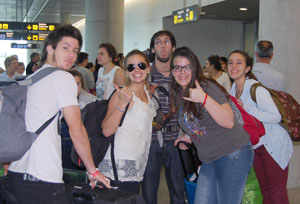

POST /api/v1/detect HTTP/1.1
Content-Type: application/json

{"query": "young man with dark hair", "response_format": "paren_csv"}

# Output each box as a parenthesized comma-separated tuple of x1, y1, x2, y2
(7, 24, 110, 204)
(141, 30, 185, 204)
(73, 52, 95, 92)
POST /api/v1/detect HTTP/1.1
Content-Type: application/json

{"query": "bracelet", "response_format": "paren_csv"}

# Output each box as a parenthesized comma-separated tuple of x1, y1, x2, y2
(115, 105, 125, 112)
(87, 168, 100, 179)
(202, 93, 208, 107)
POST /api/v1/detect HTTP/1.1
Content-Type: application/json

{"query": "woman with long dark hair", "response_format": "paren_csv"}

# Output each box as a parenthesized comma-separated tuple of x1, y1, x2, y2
(171, 47, 253, 204)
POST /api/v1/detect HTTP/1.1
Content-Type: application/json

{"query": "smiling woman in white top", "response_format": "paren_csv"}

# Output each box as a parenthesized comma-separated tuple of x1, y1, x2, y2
(95, 43, 126, 100)
(228, 50, 293, 204)
(98, 49, 156, 194)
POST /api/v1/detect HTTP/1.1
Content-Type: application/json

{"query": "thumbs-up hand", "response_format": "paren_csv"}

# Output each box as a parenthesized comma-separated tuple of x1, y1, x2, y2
(114, 84, 133, 107)
(183, 80, 206, 103)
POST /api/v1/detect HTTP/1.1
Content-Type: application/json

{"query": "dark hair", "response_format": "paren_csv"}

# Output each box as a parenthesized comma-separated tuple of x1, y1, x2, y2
(150, 30, 176, 50)
(68, 69, 84, 88)
(228, 50, 257, 80)
(256, 40, 273, 58)
(40, 24, 82, 66)
(170, 47, 207, 117)
(77, 52, 89, 64)
(207, 55, 222, 71)
(98, 43, 118, 64)
(86, 62, 94, 69)
(220, 56, 228, 63)
(30, 52, 40, 60)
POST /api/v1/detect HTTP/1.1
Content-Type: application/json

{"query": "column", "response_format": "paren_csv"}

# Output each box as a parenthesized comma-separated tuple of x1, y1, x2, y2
(85, 0, 124, 62)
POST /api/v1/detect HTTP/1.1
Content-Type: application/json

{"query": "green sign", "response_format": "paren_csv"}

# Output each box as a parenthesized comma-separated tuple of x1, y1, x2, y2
(173, 4, 199, 25)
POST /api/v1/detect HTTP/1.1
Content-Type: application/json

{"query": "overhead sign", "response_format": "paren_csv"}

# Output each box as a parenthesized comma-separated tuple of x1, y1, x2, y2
(11, 43, 40, 49)
(0, 32, 49, 41)
(0, 22, 58, 31)
(173, 4, 199, 25)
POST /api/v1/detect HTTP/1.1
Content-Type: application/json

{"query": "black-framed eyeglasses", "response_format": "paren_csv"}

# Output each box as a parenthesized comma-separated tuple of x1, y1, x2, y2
(172, 64, 192, 73)
(127, 62, 147, 72)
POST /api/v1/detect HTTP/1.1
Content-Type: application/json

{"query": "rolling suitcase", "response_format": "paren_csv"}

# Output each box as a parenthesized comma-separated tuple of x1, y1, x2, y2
(65, 182, 145, 204)
(177, 142, 200, 204)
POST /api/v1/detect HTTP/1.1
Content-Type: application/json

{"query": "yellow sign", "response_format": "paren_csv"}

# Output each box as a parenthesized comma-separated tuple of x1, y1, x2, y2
(27, 35, 32, 40)
(32, 35, 38, 40)
(32, 25, 38, 31)
(49, 25, 55, 31)
(27, 25, 32, 30)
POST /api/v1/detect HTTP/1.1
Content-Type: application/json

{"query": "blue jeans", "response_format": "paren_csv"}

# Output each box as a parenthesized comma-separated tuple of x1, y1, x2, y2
(194, 141, 254, 204)
(141, 140, 185, 204)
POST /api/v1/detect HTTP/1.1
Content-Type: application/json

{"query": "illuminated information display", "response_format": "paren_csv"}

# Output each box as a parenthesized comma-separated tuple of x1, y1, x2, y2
(173, 5, 199, 25)
(0, 21, 58, 41)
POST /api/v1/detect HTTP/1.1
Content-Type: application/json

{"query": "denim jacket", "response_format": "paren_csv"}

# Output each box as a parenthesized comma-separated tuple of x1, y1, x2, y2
(230, 78, 293, 169)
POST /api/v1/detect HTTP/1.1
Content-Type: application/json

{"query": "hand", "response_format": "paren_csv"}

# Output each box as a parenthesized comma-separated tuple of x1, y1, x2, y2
(174, 135, 192, 150)
(89, 172, 111, 189)
(183, 80, 206, 103)
(114, 84, 133, 107)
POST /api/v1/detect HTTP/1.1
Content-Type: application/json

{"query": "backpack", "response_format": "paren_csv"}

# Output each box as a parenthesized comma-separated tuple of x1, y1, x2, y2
(71, 94, 129, 169)
(250, 83, 300, 141)
(229, 95, 265, 145)
(149, 84, 175, 131)
(0, 67, 60, 163)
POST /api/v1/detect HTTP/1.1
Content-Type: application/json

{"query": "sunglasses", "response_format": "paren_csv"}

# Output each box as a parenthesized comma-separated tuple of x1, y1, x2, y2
(127, 62, 147, 72)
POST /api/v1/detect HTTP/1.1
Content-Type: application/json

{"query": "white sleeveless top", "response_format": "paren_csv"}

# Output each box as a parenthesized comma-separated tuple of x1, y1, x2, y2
(96, 66, 121, 100)
(98, 86, 156, 182)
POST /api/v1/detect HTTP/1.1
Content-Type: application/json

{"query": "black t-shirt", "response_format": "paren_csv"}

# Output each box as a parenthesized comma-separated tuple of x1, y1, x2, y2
(178, 80, 249, 163)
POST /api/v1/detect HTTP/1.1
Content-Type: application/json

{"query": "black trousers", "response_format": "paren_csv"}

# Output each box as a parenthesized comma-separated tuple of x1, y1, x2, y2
(7, 171, 70, 204)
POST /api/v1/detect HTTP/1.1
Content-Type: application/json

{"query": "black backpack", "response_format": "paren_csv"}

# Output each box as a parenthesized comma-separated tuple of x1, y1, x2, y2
(71, 94, 129, 169)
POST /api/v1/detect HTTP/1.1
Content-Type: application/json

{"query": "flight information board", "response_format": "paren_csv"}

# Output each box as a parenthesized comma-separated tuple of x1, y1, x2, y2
(0, 22, 58, 31)
(173, 5, 199, 25)
(0, 21, 58, 41)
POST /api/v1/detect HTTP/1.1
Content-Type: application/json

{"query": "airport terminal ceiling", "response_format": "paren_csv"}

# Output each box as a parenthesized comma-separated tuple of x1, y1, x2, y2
(0, 0, 258, 23)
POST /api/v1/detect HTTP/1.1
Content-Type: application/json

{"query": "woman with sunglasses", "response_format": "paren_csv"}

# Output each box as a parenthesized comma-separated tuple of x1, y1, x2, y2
(171, 47, 253, 204)
(228, 50, 292, 204)
(98, 49, 156, 194)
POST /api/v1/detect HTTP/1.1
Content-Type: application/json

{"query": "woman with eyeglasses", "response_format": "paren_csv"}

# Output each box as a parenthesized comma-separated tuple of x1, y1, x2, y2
(98, 49, 156, 194)
(171, 47, 253, 204)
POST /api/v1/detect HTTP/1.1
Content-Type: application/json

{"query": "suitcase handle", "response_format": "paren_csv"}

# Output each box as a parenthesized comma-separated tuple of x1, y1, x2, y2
(177, 141, 199, 180)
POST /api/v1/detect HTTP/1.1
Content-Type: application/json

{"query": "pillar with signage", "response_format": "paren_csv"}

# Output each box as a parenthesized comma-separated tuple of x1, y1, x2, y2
(85, 0, 124, 62)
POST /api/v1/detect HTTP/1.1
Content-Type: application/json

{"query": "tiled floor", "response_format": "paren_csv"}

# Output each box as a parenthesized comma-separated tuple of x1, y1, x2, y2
(157, 167, 300, 204)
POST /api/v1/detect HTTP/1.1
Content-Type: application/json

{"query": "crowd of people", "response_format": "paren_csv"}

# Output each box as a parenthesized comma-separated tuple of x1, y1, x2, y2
(0, 24, 293, 204)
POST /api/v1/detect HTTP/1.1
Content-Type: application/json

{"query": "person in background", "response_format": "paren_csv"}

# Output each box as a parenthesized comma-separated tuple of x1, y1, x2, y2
(252, 40, 286, 92)
(0, 55, 20, 81)
(26, 52, 40, 76)
(99, 49, 156, 194)
(141, 30, 186, 204)
(220, 56, 228, 72)
(172, 47, 253, 204)
(228, 50, 293, 204)
(95, 43, 126, 100)
(69, 69, 97, 109)
(17, 62, 25, 75)
(205, 55, 231, 93)
(7, 24, 110, 204)
(86, 62, 96, 74)
(73, 52, 95, 92)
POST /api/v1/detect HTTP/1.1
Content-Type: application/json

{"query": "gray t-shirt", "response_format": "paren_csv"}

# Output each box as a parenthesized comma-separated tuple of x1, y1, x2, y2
(178, 80, 249, 163)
